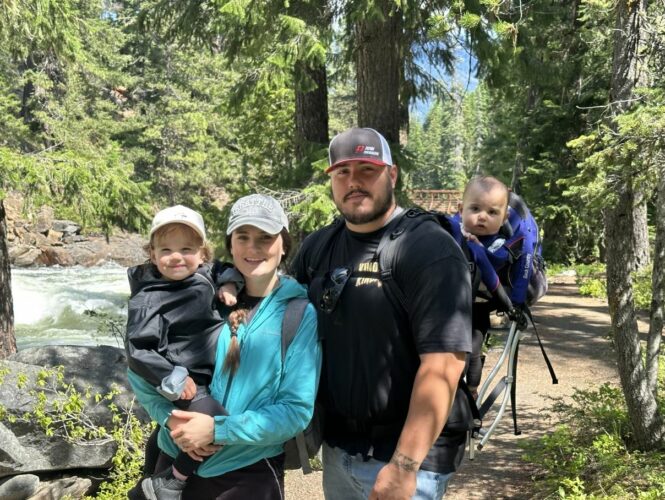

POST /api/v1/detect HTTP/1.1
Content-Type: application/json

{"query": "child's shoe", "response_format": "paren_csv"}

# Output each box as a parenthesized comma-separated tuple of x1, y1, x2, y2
(141, 468, 186, 500)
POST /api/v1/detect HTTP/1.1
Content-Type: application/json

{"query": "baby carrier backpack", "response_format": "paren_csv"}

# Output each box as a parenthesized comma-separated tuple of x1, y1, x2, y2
(502, 192, 548, 305)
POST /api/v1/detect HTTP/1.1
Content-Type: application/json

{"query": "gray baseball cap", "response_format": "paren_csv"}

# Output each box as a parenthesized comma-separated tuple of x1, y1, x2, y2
(226, 194, 289, 235)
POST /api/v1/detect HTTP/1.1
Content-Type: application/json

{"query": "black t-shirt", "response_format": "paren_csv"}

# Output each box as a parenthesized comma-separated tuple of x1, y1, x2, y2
(291, 212, 473, 473)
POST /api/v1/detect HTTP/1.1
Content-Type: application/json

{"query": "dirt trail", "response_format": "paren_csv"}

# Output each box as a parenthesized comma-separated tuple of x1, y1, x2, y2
(285, 281, 621, 499)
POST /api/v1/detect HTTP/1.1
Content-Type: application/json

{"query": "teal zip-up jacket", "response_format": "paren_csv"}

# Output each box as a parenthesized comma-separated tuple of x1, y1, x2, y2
(127, 276, 321, 477)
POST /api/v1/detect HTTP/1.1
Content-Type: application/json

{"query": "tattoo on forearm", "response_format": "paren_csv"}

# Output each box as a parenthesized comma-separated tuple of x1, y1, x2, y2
(390, 451, 420, 472)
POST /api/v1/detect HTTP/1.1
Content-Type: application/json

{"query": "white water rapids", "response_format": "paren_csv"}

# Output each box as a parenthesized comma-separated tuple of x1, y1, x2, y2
(11, 263, 130, 349)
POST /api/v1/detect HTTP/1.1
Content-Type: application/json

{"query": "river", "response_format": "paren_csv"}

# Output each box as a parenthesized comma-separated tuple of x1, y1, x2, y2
(11, 264, 130, 349)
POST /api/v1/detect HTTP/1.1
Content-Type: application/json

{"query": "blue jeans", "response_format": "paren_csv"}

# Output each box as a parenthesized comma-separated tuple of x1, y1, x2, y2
(321, 442, 453, 500)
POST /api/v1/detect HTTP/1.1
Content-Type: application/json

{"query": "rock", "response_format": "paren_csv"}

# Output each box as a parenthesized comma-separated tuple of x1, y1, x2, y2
(65, 233, 147, 268)
(51, 220, 81, 236)
(45, 230, 63, 244)
(40, 247, 75, 266)
(9, 246, 43, 267)
(0, 421, 116, 479)
(12, 225, 26, 240)
(0, 474, 40, 500)
(3, 192, 23, 221)
(8, 346, 138, 414)
(61, 235, 88, 244)
(106, 233, 148, 267)
(0, 346, 149, 479)
(28, 477, 92, 500)
(6, 195, 147, 268)
(34, 207, 54, 235)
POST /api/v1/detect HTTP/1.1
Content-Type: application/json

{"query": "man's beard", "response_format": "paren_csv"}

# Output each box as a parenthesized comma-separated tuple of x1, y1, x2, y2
(336, 181, 394, 225)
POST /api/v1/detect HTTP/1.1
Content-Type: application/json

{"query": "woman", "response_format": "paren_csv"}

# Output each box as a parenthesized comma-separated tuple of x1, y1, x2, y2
(128, 194, 321, 500)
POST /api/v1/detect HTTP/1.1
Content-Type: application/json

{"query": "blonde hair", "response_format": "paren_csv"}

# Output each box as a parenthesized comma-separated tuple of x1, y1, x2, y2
(143, 223, 213, 262)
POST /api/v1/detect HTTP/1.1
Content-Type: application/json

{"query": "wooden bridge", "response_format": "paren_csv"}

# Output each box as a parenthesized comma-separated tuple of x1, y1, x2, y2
(409, 189, 462, 214)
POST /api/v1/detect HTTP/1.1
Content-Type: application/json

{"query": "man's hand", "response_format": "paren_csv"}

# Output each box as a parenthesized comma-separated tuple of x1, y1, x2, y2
(169, 410, 215, 452)
(179, 376, 197, 400)
(369, 453, 418, 500)
(508, 305, 528, 330)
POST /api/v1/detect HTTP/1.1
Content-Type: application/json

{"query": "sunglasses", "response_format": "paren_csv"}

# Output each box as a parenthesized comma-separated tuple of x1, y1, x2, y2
(320, 266, 351, 314)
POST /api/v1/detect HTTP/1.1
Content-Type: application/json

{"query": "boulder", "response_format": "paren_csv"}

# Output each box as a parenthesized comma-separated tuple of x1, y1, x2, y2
(8, 346, 138, 413)
(0, 420, 115, 479)
(5, 193, 147, 268)
(51, 220, 81, 236)
(39, 246, 75, 266)
(0, 474, 40, 500)
(33, 207, 54, 235)
(0, 346, 149, 479)
(61, 235, 88, 244)
(29, 476, 92, 500)
(9, 246, 43, 267)
(3, 193, 22, 221)
(65, 233, 147, 268)
(45, 230, 63, 245)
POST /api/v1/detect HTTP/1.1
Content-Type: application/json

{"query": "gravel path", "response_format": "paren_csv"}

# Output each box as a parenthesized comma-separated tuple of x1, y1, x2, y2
(285, 280, 622, 499)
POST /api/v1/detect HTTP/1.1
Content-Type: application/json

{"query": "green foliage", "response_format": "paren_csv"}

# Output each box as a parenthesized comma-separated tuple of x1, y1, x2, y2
(406, 84, 489, 189)
(0, 363, 152, 499)
(469, 0, 618, 264)
(0, 0, 151, 233)
(632, 265, 654, 312)
(569, 262, 653, 311)
(290, 183, 337, 233)
(523, 383, 665, 498)
(578, 278, 607, 300)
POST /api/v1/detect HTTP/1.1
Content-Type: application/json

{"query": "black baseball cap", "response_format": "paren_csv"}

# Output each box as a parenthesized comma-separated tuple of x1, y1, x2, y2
(326, 127, 393, 173)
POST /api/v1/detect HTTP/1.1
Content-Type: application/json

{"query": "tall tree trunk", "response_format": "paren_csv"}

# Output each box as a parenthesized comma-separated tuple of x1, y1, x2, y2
(295, 61, 329, 164)
(647, 156, 665, 395)
(511, 86, 538, 195)
(605, 0, 664, 450)
(355, 0, 401, 143)
(610, 0, 650, 270)
(0, 200, 17, 359)
(632, 190, 650, 270)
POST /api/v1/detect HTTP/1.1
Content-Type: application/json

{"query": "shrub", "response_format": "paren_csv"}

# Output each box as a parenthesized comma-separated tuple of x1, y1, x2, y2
(0, 365, 152, 498)
(522, 383, 665, 499)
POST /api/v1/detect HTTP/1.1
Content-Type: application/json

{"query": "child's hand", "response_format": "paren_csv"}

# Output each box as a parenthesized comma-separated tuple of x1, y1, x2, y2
(219, 283, 238, 306)
(180, 376, 197, 400)
(465, 233, 480, 244)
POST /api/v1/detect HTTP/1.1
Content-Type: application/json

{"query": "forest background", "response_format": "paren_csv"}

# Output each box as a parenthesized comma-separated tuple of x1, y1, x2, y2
(0, 0, 664, 497)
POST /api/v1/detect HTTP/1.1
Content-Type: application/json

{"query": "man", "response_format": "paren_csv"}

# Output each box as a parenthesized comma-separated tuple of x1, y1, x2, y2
(291, 127, 472, 499)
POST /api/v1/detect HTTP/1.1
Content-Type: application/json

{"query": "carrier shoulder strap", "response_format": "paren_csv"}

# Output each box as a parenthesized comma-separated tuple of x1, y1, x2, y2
(281, 298, 309, 362)
(378, 208, 480, 307)
(305, 217, 345, 281)
(375, 208, 483, 435)
(280, 297, 313, 474)
(376, 208, 433, 313)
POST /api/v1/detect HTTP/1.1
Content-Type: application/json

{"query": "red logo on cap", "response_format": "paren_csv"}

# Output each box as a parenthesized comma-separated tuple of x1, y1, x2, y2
(355, 145, 366, 153)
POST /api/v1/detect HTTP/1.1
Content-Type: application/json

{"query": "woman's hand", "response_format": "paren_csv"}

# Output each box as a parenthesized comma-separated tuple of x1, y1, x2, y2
(169, 410, 215, 452)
